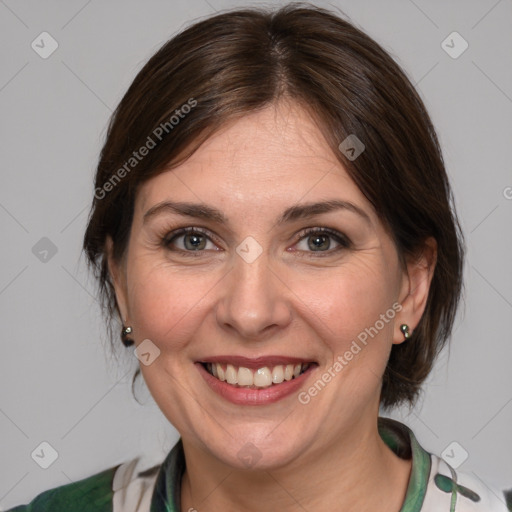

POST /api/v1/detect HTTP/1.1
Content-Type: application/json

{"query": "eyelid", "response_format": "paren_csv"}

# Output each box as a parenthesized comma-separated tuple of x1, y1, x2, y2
(295, 226, 351, 245)
(163, 226, 223, 249)
(292, 226, 351, 255)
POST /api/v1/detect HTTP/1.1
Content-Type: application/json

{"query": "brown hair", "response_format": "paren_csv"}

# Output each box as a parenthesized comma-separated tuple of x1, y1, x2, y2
(83, 2, 464, 409)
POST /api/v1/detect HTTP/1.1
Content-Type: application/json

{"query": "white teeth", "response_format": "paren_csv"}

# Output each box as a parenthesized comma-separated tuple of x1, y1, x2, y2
(207, 362, 312, 388)
(253, 367, 272, 387)
(237, 367, 253, 386)
(272, 365, 284, 384)
(284, 364, 294, 381)
(225, 364, 238, 384)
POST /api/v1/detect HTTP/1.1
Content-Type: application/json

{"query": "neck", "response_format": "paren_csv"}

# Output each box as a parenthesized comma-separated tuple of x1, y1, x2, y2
(179, 417, 412, 512)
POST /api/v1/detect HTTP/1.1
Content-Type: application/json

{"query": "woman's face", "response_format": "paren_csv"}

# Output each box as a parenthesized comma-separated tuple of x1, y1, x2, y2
(110, 100, 430, 469)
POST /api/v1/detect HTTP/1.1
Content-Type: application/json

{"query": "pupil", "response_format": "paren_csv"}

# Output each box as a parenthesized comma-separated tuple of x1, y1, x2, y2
(185, 233, 205, 250)
(309, 234, 329, 251)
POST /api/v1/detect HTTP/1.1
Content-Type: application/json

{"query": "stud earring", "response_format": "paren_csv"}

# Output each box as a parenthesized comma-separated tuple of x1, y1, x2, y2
(121, 325, 134, 347)
(400, 324, 411, 340)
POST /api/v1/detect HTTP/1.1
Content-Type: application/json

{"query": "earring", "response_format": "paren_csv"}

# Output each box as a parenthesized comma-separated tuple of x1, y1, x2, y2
(400, 324, 411, 340)
(121, 325, 134, 347)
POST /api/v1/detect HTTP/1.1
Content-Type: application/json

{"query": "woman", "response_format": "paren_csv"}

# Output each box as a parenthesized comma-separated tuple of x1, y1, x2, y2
(8, 3, 511, 511)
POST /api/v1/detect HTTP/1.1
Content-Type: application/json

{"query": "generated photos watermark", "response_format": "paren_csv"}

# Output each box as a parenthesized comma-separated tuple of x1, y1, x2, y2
(298, 301, 402, 404)
(94, 97, 197, 200)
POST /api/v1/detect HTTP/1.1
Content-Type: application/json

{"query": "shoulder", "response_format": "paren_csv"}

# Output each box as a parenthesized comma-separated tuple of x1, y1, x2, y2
(423, 453, 512, 511)
(111, 456, 161, 512)
(5, 447, 171, 512)
(5, 465, 118, 512)
(378, 417, 511, 512)
(6, 456, 163, 512)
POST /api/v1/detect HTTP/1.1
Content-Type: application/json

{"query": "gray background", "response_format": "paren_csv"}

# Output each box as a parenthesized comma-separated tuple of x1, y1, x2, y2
(1, 0, 511, 509)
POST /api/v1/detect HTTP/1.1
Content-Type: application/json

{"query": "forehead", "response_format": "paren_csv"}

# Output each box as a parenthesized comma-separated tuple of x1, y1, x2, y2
(137, 101, 373, 219)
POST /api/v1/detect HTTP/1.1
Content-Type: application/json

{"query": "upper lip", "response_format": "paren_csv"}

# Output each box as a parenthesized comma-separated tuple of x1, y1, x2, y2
(197, 355, 317, 370)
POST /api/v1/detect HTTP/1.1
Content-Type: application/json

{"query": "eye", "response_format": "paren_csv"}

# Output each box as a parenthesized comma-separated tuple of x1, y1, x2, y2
(161, 226, 350, 256)
(163, 227, 219, 252)
(293, 227, 350, 255)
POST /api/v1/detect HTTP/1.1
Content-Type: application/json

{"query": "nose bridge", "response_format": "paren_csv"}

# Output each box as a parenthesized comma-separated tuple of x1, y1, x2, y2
(217, 246, 291, 338)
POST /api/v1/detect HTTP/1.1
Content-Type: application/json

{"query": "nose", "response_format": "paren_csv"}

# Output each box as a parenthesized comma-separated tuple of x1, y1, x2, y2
(215, 251, 293, 340)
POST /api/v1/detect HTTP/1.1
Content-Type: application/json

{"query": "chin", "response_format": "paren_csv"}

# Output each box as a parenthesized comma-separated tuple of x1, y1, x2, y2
(206, 428, 309, 471)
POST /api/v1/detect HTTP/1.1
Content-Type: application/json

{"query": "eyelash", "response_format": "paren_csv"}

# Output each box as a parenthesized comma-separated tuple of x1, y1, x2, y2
(294, 227, 351, 256)
(161, 226, 351, 257)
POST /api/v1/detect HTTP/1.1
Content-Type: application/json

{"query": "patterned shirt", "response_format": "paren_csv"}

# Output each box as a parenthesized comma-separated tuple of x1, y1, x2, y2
(7, 417, 512, 511)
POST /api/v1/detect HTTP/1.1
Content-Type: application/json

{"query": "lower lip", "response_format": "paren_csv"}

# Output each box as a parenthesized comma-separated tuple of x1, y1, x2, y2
(196, 363, 317, 406)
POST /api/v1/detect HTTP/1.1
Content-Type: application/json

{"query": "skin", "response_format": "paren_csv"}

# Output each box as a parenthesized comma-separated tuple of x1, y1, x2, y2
(108, 99, 436, 511)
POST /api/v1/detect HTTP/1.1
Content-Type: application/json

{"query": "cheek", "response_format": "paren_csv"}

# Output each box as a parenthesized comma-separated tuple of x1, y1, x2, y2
(126, 260, 215, 350)
(295, 258, 398, 352)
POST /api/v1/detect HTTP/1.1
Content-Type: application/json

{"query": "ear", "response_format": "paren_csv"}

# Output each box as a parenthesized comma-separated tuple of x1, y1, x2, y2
(394, 237, 437, 345)
(105, 235, 130, 324)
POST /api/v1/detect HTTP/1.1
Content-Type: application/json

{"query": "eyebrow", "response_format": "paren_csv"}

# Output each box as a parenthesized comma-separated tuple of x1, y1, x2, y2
(143, 199, 371, 226)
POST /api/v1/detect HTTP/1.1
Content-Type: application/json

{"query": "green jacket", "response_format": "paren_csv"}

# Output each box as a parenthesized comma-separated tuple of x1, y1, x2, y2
(7, 466, 115, 512)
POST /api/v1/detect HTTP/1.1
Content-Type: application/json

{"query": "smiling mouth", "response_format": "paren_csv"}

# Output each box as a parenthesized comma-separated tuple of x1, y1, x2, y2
(201, 362, 315, 389)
